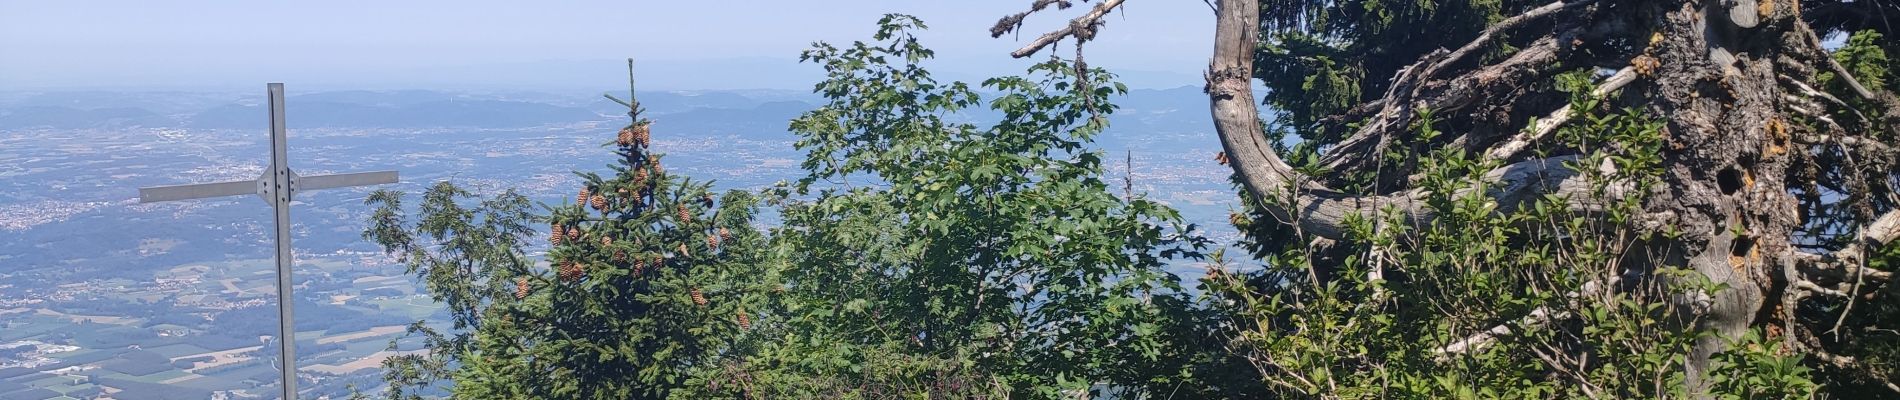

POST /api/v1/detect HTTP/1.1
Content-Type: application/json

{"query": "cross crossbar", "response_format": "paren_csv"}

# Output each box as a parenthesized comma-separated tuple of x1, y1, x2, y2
(138, 180, 259, 203)
(136, 83, 397, 400)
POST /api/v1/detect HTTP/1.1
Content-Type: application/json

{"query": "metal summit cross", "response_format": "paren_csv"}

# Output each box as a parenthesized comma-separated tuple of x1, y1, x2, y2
(137, 83, 398, 400)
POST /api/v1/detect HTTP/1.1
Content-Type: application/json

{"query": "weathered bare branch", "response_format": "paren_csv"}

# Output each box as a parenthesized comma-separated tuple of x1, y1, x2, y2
(1794, 133, 1900, 158)
(1795, 252, 1894, 284)
(1793, 211, 1899, 285)
(993, 0, 1127, 59)
(1318, 35, 1569, 176)
(1869, 209, 1900, 246)
(1486, 66, 1639, 161)
(1780, 74, 1870, 123)
(991, 0, 1071, 38)
(1434, 277, 1617, 360)
(1418, 1, 1588, 84)
(1793, 279, 1852, 298)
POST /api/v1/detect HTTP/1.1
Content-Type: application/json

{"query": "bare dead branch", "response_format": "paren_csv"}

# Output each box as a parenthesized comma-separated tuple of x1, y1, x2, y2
(1485, 66, 1639, 161)
(1869, 209, 1900, 246)
(991, 0, 1071, 38)
(1794, 279, 1852, 298)
(1795, 252, 1894, 284)
(1318, 36, 1569, 176)
(994, 0, 1127, 59)
(1418, 1, 1587, 84)
(1780, 74, 1871, 123)
(1434, 277, 1617, 360)
(1794, 133, 1899, 159)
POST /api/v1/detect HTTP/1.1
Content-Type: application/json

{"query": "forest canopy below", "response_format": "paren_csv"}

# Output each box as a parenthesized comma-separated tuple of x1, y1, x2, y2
(354, 1, 1900, 398)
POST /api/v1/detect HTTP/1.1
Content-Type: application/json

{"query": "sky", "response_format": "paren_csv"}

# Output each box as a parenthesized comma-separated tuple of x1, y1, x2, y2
(0, 0, 1215, 91)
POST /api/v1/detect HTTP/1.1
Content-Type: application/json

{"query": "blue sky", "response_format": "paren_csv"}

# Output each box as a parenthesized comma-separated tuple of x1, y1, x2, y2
(0, 1, 1213, 90)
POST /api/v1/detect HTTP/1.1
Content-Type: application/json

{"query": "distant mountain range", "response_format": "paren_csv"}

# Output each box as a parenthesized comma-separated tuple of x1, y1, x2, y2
(0, 86, 1209, 134)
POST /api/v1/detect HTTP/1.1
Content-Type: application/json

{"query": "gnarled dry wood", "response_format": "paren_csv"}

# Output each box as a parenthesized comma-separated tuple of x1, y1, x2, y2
(1208, 0, 1608, 240)
(1316, 35, 1569, 179)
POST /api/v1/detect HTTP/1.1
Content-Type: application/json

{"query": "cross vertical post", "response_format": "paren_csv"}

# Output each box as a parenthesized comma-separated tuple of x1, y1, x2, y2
(267, 83, 299, 400)
(136, 83, 399, 400)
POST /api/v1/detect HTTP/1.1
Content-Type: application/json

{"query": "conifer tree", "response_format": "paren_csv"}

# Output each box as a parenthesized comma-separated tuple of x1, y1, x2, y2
(363, 60, 769, 399)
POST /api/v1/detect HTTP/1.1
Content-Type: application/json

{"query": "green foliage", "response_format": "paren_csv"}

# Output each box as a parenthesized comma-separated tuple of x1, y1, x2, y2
(361, 183, 536, 400)
(362, 62, 770, 399)
(1705, 329, 1820, 399)
(689, 14, 1212, 399)
(1825, 30, 1892, 94)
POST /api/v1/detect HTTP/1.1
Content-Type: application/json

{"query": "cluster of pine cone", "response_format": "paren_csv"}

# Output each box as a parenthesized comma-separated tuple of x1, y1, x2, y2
(557, 260, 586, 282)
(549, 224, 581, 246)
(616, 123, 652, 148)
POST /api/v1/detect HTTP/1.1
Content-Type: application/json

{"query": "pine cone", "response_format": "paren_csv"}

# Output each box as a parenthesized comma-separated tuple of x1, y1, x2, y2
(691, 288, 707, 306)
(600, 235, 613, 247)
(550, 225, 566, 245)
(567, 226, 582, 240)
(613, 249, 628, 262)
(632, 123, 651, 147)
(616, 127, 635, 146)
(735, 309, 751, 329)
(578, 187, 592, 206)
(676, 204, 692, 223)
(706, 234, 720, 251)
(558, 261, 582, 282)
(632, 258, 646, 274)
(718, 227, 731, 241)
(591, 195, 608, 211)
(514, 277, 530, 300)
(677, 242, 691, 257)
(634, 169, 649, 186)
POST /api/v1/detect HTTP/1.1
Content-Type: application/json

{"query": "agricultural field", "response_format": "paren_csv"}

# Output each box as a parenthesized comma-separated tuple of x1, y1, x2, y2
(0, 256, 442, 399)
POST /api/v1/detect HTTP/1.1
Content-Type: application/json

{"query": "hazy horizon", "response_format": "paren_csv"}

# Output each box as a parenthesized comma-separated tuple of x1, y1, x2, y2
(1, 1, 1215, 91)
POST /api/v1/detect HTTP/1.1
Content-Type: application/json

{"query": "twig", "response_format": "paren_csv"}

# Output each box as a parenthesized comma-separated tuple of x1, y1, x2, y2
(996, 0, 1128, 58)
(1793, 280, 1851, 298)
(1780, 74, 1869, 123)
